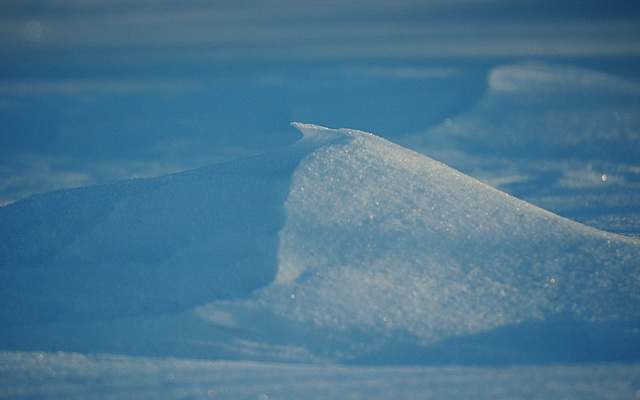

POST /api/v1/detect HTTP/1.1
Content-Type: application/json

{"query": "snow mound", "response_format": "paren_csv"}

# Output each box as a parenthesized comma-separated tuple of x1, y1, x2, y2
(199, 123, 640, 363)
(1, 123, 639, 364)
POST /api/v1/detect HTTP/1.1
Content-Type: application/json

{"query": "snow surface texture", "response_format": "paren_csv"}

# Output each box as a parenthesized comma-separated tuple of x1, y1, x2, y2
(1, 122, 639, 365)
(2, 351, 640, 400)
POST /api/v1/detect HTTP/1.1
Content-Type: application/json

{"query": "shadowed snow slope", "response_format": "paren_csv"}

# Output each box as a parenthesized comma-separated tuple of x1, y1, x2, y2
(0, 126, 341, 322)
(1, 123, 639, 364)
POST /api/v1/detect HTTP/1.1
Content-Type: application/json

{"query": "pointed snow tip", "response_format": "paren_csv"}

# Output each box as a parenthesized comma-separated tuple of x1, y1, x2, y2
(290, 122, 372, 142)
(290, 122, 332, 137)
(290, 122, 329, 129)
(290, 122, 350, 143)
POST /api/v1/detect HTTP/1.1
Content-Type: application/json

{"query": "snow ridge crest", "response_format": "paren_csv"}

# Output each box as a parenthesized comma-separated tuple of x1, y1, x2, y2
(290, 122, 371, 144)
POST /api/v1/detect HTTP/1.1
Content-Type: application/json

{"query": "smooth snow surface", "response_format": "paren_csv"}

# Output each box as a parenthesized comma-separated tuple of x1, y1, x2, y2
(1, 122, 639, 365)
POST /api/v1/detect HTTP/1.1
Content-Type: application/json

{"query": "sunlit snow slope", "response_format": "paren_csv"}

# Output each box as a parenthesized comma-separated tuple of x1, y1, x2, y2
(1, 123, 639, 364)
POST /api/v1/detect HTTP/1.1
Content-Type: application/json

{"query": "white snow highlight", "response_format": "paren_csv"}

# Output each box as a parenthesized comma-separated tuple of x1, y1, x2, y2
(199, 123, 640, 362)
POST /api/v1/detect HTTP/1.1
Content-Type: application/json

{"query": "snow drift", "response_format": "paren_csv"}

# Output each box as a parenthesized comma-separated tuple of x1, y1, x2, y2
(1, 123, 639, 364)
(414, 62, 640, 162)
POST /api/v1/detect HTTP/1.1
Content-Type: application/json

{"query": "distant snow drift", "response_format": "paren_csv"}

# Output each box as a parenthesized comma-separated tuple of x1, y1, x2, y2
(1, 123, 639, 364)
(421, 62, 640, 162)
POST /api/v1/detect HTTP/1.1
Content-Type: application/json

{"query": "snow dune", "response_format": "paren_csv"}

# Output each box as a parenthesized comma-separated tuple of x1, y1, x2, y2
(1, 122, 639, 364)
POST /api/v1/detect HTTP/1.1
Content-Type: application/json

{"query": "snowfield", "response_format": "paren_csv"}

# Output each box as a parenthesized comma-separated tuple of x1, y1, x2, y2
(2, 119, 640, 398)
(2, 122, 639, 365)
(2, 1, 640, 395)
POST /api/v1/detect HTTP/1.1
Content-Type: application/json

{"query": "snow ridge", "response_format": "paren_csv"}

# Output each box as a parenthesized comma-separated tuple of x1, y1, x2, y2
(1, 123, 639, 364)
(203, 123, 640, 363)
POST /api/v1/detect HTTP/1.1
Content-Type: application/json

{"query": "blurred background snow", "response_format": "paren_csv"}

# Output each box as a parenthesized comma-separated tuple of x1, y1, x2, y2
(2, 0, 640, 207)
